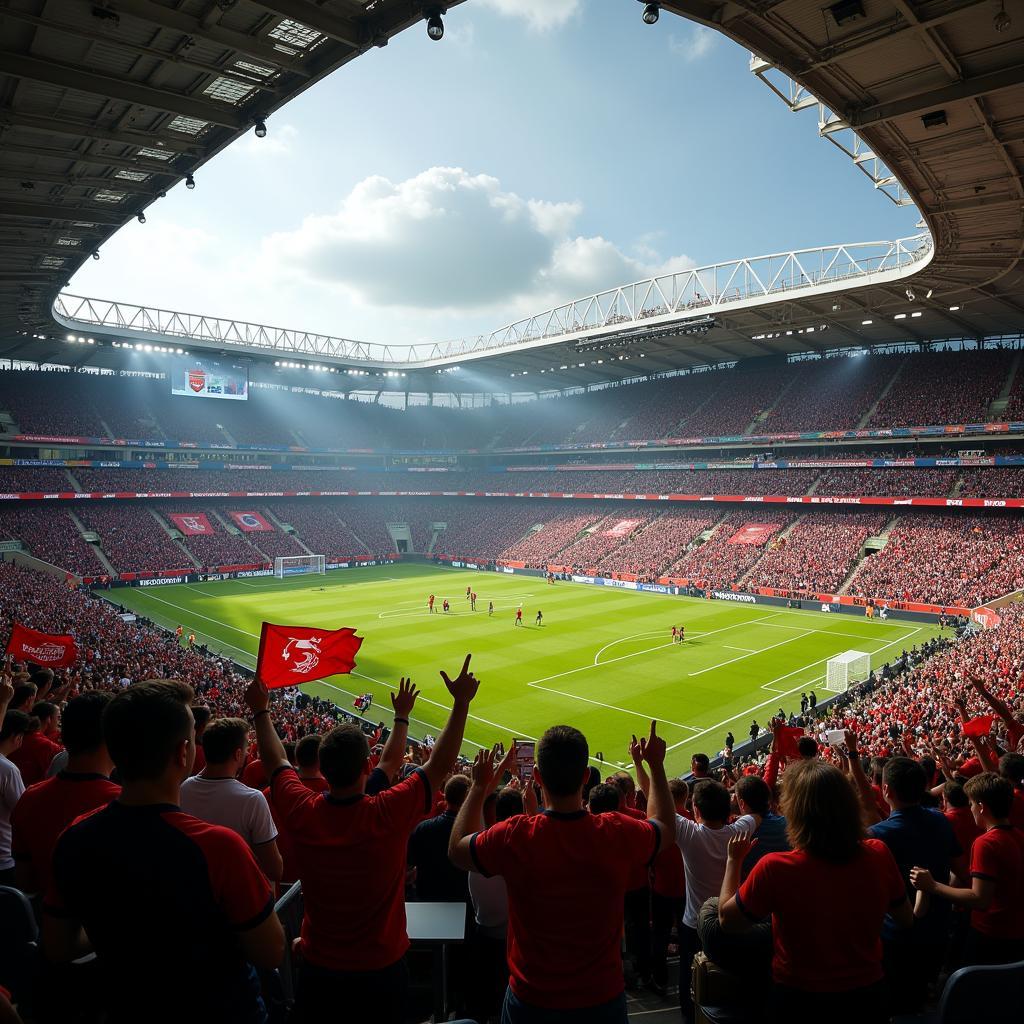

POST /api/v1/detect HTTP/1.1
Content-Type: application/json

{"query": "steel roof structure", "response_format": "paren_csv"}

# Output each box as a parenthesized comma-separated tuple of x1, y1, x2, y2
(1, 0, 1022, 394)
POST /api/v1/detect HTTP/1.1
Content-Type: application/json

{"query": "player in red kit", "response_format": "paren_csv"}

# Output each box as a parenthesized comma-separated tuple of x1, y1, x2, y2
(470, 592, 477, 611)
(428, 594, 435, 614)
(515, 608, 523, 627)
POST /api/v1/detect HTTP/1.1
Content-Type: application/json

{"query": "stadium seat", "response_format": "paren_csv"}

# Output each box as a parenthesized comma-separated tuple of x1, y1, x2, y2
(892, 959, 1024, 1024)
(690, 952, 758, 1024)
(0, 886, 38, 1002)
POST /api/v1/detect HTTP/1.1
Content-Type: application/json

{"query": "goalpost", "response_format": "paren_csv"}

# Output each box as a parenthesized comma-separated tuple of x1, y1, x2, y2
(825, 650, 871, 693)
(274, 555, 326, 578)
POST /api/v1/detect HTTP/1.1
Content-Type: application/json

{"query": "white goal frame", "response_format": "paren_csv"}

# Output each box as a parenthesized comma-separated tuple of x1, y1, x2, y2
(825, 650, 871, 692)
(274, 555, 325, 578)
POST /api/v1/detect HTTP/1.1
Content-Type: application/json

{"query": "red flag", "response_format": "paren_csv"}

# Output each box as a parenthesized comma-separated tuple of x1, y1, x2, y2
(961, 714, 995, 739)
(6, 623, 77, 669)
(168, 512, 215, 536)
(776, 726, 804, 759)
(256, 622, 363, 689)
(229, 511, 272, 533)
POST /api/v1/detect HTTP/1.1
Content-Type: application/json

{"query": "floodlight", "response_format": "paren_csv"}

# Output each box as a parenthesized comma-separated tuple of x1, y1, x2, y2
(254, 120, 267, 138)
(642, 3, 660, 24)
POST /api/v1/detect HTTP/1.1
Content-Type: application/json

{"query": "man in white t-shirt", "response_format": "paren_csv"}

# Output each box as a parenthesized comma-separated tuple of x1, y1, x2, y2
(674, 778, 759, 1021)
(179, 717, 282, 881)
(0, 702, 30, 887)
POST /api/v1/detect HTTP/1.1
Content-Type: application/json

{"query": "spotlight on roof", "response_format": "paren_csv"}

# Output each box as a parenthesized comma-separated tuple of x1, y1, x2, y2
(92, 251, 100, 260)
(994, 2, 1011, 31)
(905, 287, 916, 301)
(185, 173, 196, 190)
(254, 120, 267, 139)
(641, 2, 660, 24)
(137, 212, 146, 224)
(926, 288, 934, 299)
(425, 7, 444, 40)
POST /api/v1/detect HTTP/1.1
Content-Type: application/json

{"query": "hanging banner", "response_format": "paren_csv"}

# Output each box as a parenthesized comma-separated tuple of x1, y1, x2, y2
(168, 512, 215, 535)
(728, 523, 779, 546)
(229, 511, 273, 532)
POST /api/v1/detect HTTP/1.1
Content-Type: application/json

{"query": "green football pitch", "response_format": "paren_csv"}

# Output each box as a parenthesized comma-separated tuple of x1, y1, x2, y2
(110, 563, 941, 776)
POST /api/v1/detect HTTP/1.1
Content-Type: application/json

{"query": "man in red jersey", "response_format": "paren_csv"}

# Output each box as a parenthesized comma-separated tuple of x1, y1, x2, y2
(428, 594, 435, 614)
(449, 720, 674, 1023)
(245, 653, 480, 1024)
(9, 702, 63, 786)
(42, 680, 284, 1024)
(912, 772, 1024, 966)
(12, 691, 118, 894)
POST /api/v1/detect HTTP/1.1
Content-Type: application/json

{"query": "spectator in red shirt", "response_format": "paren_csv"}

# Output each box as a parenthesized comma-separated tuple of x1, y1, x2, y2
(190, 705, 211, 776)
(911, 772, 1024, 966)
(719, 760, 912, 1023)
(294, 734, 329, 793)
(9, 701, 63, 786)
(41, 680, 284, 1024)
(449, 721, 675, 1023)
(244, 655, 479, 1024)
(11, 691, 118, 894)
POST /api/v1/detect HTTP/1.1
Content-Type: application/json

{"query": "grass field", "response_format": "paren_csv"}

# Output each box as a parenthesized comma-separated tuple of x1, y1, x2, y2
(111, 563, 941, 775)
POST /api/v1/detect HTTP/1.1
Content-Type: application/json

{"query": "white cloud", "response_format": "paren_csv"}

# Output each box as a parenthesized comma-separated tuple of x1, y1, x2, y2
(264, 167, 694, 315)
(477, 0, 581, 32)
(668, 26, 717, 62)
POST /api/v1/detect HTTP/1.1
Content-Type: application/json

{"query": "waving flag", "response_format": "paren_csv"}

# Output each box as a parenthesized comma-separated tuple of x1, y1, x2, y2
(6, 623, 77, 668)
(961, 714, 995, 739)
(256, 622, 363, 689)
(168, 512, 214, 535)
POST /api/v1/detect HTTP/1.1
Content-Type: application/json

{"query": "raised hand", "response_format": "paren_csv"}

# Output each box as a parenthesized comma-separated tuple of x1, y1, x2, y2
(727, 831, 755, 863)
(391, 677, 419, 718)
(440, 653, 479, 706)
(628, 733, 643, 763)
(638, 720, 666, 767)
(0, 678, 13, 708)
(469, 745, 500, 792)
(244, 676, 271, 715)
(844, 729, 859, 754)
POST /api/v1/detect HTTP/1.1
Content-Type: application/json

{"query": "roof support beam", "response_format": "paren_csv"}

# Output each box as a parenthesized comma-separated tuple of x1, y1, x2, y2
(0, 109, 203, 157)
(0, 53, 247, 130)
(0, 140, 181, 177)
(104, 0, 312, 76)
(247, 0, 363, 48)
(0, 168, 157, 195)
(0, 200, 125, 225)
(846, 64, 1024, 130)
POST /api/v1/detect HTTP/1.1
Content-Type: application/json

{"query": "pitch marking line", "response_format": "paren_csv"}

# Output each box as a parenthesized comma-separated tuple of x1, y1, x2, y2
(723, 645, 760, 653)
(687, 631, 814, 677)
(127, 588, 602, 764)
(754, 620, 909, 642)
(661, 627, 922, 757)
(526, 682, 701, 734)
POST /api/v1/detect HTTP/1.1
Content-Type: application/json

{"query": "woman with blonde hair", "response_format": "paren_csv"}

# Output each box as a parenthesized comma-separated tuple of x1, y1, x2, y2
(718, 759, 912, 1023)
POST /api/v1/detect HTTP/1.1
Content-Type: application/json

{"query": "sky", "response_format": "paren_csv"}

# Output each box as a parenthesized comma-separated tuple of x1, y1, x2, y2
(69, 0, 920, 350)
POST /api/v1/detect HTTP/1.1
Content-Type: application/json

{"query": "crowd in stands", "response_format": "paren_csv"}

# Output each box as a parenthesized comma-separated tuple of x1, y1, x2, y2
(750, 513, 887, 594)
(582, 510, 719, 577)
(958, 468, 1024, 498)
(665, 509, 797, 589)
(814, 468, 959, 497)
(75, 505, 194, 574)
(0, 508, 106, 576)
(501, 506, 608, 566)
(4, 348, 1019, 461)
(270, 503, 370, 559)
(157, 507, 265, 568)
(0, 468, 77, 493)
(848, 514, 1024, 607)
(552, 510, 662, 570)
(2, 550, 1022, 1024)
(432, 502, 547, 563)
(867, 351, 1013, 428)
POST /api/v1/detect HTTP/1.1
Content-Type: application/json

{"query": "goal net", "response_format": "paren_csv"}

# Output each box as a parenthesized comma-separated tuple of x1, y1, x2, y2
(274, 555, 325, 578)
(825, 650, 871, 692)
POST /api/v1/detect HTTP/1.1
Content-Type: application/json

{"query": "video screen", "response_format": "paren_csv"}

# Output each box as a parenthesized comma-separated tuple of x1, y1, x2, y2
(169, 355, 248, 401)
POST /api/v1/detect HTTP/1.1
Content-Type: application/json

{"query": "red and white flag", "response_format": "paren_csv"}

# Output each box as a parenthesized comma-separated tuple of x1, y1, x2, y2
(168, 512, 215, 536)
(961, 714, 995, 739)
(6, 623, 77, 668)
(229, 511, 272, 532)
(256, 622, 363, 689)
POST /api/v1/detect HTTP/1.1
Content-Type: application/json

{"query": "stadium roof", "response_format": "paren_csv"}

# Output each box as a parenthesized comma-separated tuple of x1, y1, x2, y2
(1, 0, 1022, 393)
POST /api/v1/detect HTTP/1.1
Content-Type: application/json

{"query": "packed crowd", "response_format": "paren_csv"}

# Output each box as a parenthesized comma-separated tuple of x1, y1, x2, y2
(664, 509, 796, 589)
(848, 514, 1024, 607)
(750, 513, 887, 594)
(867, 351, 1014, 428)
(75, 505, 195, 574)
(551, 510, 662, 570)
(3, 348, 1018, 458)
(1, 554, 1022, 1024)
(500, 506, 608, 566)
(958, 468, 1024, 498)
(0, 508, 106, 576)
(269, 503, 371, 560)
(814, 468, 959, 497)
(578, 510, 719, 577)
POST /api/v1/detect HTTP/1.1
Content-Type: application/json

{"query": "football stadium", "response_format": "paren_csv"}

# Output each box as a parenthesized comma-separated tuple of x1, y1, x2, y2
(1, 2, 1023, 1023)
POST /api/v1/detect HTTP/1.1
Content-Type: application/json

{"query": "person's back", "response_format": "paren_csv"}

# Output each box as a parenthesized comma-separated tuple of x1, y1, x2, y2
(450, 722, 675, 1022)
(408, 774, 470, 902)
(42, 681, 282, 1024)
(9, 703, 62, 786)
(11, 691, 119, 894)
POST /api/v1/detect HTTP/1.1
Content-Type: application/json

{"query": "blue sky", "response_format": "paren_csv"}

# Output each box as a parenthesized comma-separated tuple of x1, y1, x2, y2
(70, 0, 920, 347)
